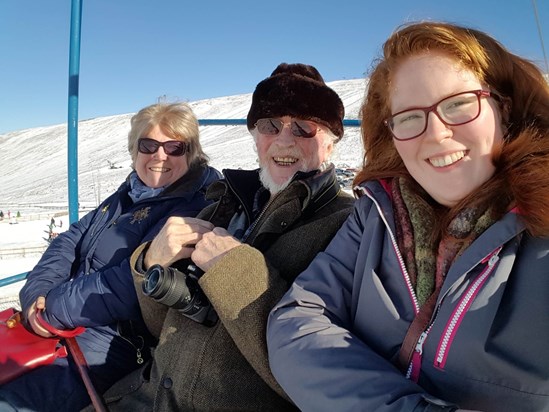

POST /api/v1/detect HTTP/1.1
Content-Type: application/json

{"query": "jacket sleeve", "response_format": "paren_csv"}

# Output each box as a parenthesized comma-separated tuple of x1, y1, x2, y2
(266, 203, 458, 412)
(34, 217, 165, 330)
(199, 244, 291, 400)
(39, 257, 140, 329)
(19, 209, 97, 313)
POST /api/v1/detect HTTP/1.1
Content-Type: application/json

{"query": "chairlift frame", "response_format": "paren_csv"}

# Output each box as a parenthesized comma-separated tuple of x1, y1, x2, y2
(2, 0, 361, 289)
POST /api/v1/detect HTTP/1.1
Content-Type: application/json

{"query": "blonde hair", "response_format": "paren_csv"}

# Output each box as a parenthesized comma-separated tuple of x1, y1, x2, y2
(128, 102, 209, 168)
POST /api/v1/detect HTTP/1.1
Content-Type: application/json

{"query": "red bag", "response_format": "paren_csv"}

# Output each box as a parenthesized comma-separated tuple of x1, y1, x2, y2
(0, 307, 85, 385)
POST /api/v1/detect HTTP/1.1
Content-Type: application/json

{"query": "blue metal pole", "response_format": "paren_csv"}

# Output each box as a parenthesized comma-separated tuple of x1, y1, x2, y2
(67, 0, 83, 224)
(343, 119, 361, 127)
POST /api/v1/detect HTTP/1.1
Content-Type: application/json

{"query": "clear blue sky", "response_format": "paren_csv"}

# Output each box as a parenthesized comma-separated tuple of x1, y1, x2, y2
(1, 0, 548, 134)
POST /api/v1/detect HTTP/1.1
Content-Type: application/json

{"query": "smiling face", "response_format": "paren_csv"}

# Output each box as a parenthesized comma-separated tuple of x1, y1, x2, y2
(134, 124, 189, 188)
(254, 116, 334, 193)
(390, 52, 505, 206)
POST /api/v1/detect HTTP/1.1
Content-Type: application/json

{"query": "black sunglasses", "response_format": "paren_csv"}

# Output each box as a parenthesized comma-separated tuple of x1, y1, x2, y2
(254, 118, 321, 138)
(137, 138, 188, 156)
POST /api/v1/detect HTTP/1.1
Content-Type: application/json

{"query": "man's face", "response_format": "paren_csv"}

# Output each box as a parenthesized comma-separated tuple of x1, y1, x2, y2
(254, 116, 334, 193)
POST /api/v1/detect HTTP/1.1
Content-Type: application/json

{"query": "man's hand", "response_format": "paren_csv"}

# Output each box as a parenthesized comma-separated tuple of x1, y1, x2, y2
(191, 227, 242, 272)
(26, 296, 54, 338)
(144, 217, 215, 269)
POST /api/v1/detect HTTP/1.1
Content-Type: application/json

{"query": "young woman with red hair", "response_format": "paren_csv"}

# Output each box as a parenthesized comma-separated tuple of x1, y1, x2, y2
(268, 21, 549, 412)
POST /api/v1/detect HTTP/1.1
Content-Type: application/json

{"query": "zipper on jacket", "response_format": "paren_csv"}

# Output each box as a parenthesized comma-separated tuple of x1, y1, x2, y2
(89, 205, 110, 237)
(407, 327, 432, 382)
(241, 193, 278, 243)
(224, 178, 253, 228)
(117, 323, 145, 365)
(433, 246, 502, 370)
(358, 186, 420, 313)
(358, 186, 505, 379)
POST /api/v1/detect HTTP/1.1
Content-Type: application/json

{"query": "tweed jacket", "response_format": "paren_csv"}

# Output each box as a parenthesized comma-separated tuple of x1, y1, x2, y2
(99, 164, 355, 411)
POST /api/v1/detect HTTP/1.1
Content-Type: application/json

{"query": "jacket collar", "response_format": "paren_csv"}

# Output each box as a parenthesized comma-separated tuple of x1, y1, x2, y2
(357, 179, 527, 288)
(210, 163, 340, 216)
(125, 164, 221, 202)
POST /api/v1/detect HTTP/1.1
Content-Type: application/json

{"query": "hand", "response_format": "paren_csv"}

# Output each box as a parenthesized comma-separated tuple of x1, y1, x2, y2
(191, 227, 242, 272)
(144, 216, 215, 269)
(26, 296, 54, 338)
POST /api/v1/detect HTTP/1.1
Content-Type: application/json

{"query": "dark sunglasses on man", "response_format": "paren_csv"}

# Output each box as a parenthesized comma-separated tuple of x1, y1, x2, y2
(137, 138, 188, 156)
(254, 118, 321, 138)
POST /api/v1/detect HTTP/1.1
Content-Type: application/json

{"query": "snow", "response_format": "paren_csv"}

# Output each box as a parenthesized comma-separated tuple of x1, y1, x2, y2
(0, 216, 73, 309)
(0, 79, 367, 306)
(0, 257, 38, 311)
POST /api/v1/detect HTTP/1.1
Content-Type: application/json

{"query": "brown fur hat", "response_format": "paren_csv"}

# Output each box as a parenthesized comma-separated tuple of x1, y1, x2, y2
(247, 63, 345, 141)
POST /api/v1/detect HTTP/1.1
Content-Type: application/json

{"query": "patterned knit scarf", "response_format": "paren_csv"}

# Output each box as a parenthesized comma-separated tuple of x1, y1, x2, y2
(392, 177, 496, 306)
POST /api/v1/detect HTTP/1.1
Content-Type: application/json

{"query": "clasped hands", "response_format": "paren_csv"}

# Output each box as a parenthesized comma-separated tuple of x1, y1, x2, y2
(144, 216, 242, 273)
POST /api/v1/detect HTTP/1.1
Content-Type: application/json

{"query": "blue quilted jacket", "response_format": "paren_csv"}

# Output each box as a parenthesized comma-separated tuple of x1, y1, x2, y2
(18, 164, 221, 390)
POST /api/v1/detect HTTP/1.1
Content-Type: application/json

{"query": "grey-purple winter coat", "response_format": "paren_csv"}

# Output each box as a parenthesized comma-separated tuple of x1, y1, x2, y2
(268, 179, 549, 412)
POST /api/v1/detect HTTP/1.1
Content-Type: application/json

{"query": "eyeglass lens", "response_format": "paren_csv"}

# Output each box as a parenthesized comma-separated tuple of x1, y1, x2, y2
(255, 118, 318, 138)
(387, 90, 486, 141)
(138, 138, 187, 156)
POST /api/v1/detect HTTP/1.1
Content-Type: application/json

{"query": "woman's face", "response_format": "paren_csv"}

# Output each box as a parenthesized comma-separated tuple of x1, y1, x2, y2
(389, 52, 505, 207)
(134, 124, 189, 188)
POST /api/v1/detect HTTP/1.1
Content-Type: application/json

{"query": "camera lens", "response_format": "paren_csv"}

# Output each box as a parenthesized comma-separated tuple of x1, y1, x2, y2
(143, 266, 160, 293)
(142, 264, 192, 310)
(142, 263, 217, 325)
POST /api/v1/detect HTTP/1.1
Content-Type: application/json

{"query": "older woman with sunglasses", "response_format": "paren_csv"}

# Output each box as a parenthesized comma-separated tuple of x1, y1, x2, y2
(268, 22, 549, 412)
(0, 102, 221, 412)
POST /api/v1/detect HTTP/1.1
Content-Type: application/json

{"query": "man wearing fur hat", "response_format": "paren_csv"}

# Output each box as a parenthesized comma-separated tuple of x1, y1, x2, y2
(97, 63, 355, 411)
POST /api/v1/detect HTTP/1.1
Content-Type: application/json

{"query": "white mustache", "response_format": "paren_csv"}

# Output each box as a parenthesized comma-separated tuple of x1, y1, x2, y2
(267, 148, 303, 159)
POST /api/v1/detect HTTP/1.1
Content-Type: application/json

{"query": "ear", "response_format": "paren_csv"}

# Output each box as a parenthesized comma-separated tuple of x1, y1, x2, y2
(326, 140, 335, 156)
(499, 96, 512, 125)
(323, 137, 335, 162)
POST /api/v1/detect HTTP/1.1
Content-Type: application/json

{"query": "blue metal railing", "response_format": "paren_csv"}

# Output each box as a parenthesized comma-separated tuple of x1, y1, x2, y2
(198, 119, 361, 127)
(0, 119, 360, 287)
(0, 272, 28, 288)
(0, 118, 361, 290)
(0, 2, 82, 294)
(0, 1, 361, 292)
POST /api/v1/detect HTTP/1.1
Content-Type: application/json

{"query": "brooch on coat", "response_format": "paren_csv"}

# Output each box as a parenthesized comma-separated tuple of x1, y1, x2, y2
(130, 207, 151, 224)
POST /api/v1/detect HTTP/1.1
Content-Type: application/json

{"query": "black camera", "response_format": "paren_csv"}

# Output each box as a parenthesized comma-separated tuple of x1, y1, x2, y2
(142, 263, 216, 325)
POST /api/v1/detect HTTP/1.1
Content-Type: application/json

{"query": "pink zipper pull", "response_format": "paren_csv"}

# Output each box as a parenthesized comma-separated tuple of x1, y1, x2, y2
(409, 331, 428, 382)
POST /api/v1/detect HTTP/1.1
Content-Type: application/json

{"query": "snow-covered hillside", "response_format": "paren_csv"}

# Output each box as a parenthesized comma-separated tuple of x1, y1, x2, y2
(0, 79, 366, 215)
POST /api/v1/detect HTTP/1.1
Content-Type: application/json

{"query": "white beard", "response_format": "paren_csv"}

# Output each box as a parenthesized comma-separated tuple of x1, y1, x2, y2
(258, 167, 292, 195)
(257, 159, 332, 195)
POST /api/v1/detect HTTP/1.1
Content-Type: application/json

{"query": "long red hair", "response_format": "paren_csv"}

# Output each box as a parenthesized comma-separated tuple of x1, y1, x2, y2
(354, 21, 549, 237)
